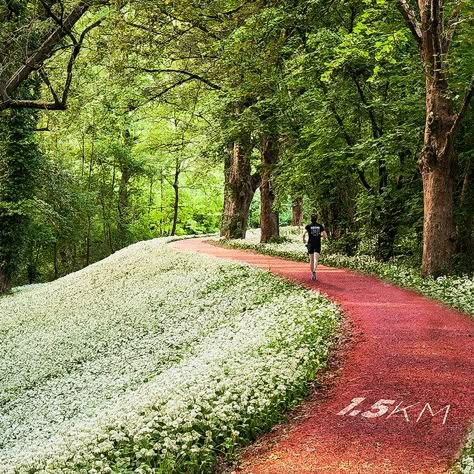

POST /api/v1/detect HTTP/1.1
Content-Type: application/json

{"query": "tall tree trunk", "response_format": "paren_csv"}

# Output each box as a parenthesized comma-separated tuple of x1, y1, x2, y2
(221, 138, 259, 239)
(260, 134, 279, 243)
(420, 99, 456, 276)
(419, 77, 457, 276)
(117, 164, 131, 246)
(85, 216, 91, 267)
(85, 140, 94, 266)
(171, 159, 180, 236)
(0, 270, 11, 294)
(291, 197, 304, 226)
(53, 240, 59, 279)
(397, 0, 474, 276)
(148, 175, 154, 215)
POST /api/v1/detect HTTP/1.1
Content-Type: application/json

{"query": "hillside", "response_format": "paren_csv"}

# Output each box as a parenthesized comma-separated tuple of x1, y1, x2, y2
(0, 238, 339, 473)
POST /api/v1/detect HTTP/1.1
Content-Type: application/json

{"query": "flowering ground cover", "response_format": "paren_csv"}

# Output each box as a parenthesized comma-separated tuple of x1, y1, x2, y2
(216, 228, 474, 473)
(0, 238, 340, 474)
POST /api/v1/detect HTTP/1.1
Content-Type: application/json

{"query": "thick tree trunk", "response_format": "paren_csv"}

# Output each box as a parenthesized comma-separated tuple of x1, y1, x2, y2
(418, 71, 457, 276)
(221, 138, 259, 239)
(396, 0, 474, 275)
(420, 156, 456, 276)
(260, 134, 279, 243)
(291, 197, 303, 226)
(0, 269, 11, 294)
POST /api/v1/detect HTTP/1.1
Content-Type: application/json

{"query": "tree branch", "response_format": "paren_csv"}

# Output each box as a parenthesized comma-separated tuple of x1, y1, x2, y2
(356, 169, 374, 193)
(129, 77, 196, 111)
(438, 75, 474, 159)
(38, 67, 60, 104)
(350, 72, 383, 139)
(5, 2, 91, 97)
(156, 5, 220, 40)
(62, 19, 102, 104)
(251, 173, 261, 192)
(129, 67, 221, 90)
(0, 100, 67, 111)
(39, 0, 76, 45)
(396, 0, 422, 47)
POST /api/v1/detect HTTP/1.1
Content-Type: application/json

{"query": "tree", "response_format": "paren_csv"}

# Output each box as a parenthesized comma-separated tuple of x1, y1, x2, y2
(260, 133, 280, 242)
(396, 0, 474, 276)
(0, 84, 42, 292)
(0, 0, 106, 111)
(221, 124, 260, 239)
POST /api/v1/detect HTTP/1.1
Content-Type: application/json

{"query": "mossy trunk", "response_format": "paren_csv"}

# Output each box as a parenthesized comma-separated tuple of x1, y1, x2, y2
(221, 138, 259, 239)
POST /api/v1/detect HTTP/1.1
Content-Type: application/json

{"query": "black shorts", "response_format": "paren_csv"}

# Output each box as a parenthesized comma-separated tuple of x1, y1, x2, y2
(307, 244, 321, 254)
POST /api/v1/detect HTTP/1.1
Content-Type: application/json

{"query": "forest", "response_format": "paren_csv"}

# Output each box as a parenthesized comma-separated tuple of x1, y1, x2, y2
(1, 0, 473, 292)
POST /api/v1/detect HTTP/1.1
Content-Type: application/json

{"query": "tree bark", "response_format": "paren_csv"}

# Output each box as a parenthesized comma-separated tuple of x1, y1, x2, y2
(420, 120, 456, 276)
(171, 158, 180, 236)
(0, 270, 11, 294)
(419, 66, 457, 276)
(260, 134, 279, 243)
(291, 197, 304, 226)
(396, 0, 474, 276)
(220, 138, 259, 239)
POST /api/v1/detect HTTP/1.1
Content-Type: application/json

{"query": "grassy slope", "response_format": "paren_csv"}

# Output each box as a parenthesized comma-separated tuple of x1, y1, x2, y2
(0, 238, 339, 473)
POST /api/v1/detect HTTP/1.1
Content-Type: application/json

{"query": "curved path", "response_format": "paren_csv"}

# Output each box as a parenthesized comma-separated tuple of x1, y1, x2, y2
(172, 239, 474, 474)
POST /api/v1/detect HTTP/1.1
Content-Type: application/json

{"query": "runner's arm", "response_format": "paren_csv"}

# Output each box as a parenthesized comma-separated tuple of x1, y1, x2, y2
(303, 230, 308, 244)
(322, 230, 328, 239)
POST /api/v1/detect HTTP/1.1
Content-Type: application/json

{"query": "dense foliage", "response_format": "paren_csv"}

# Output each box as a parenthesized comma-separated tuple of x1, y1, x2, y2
(0, 238, 339, 473)
(1, 1, 473, 471)
(1, 0, 473, 290)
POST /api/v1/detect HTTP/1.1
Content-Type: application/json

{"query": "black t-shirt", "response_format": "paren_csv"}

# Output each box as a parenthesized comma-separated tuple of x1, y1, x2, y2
(305, 223, 324, 246)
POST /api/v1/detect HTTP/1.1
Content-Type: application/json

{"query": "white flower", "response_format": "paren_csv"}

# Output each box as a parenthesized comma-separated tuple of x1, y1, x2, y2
(0, 237, 339, 473)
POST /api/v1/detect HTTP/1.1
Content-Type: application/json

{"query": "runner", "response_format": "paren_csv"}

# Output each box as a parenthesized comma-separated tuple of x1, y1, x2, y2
(303, 213, 327, 281)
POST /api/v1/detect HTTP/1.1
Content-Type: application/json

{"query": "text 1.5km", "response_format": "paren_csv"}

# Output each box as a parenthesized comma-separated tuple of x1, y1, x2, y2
(337, 397, 450, 425)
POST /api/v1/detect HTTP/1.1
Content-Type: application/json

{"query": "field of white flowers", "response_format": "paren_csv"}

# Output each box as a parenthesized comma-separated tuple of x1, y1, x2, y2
(218, 227, 474, 473)
(0, 238, 339, 473)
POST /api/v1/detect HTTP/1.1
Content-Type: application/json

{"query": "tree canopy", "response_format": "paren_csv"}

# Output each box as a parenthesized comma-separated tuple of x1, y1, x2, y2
(1, 0, 473, 289)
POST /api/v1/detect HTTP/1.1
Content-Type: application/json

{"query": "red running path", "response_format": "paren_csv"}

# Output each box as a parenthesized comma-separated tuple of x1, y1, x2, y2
(172, 239, 474, 474)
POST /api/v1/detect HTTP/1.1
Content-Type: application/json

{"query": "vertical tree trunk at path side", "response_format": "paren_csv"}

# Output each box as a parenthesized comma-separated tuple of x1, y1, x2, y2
(397, 0, 474, 276)
(419, 87, 456, 276)
(260, 134, 280, 243)
(171, 158, 180, 236)
(221, 138, 260, 239)
(292, 198, 304, 226)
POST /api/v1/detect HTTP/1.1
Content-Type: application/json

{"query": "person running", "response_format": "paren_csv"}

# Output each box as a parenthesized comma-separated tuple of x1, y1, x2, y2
(303, 213, 327, 281)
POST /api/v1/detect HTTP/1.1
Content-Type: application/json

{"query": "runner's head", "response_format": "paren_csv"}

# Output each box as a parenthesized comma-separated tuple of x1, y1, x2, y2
(311, 213, 317, 224)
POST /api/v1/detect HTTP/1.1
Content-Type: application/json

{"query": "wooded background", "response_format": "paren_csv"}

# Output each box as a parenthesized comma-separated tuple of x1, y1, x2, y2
(0, 0, 473, 292)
